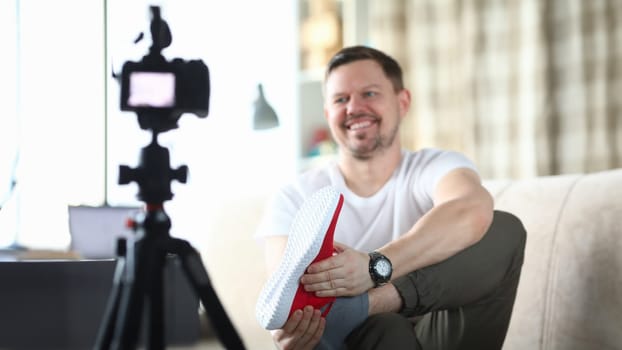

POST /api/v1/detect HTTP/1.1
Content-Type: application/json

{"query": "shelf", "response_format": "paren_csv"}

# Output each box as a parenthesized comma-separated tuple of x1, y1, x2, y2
(295, 0, 368, 172)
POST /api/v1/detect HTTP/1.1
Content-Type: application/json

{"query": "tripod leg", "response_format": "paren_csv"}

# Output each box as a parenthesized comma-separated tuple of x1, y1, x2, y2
(147, 253, 166, 350)
(94, 257, 127, 350)
(111, 240, 153, 349)
(172, 240, 246, 350)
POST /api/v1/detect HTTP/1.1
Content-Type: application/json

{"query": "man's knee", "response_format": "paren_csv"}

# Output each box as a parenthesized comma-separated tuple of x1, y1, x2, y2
(345, 313, 420, 350)
(488, 210, 527, 262)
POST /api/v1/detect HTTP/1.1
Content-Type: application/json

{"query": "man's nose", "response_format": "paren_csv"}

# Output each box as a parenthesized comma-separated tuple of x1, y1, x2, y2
(346, 95, 365, 115)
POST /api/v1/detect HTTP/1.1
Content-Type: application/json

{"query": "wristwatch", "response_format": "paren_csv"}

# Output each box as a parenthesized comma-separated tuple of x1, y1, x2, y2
(368, 251, 393, 287)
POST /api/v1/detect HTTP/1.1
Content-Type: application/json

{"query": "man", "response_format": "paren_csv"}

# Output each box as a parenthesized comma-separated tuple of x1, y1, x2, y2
(255, 46, 526, 349)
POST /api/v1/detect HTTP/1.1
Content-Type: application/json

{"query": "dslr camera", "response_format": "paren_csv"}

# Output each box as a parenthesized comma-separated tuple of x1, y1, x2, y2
(119, 6, 210, 133)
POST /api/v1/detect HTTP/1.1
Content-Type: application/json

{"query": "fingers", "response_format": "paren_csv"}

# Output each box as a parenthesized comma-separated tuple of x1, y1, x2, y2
(302, 256, 347, 295)
(306, 255, 340, 274)
(297, 308, 324, 346)
(301, 272, 344, 293)
(301, 269, 342, 285)
(273, 310, 303, 350)
(332, 241, 349, 253)
(281, 309, 304, 335)
(308, 314, 326, 347)
(273, 306, 325, 350)
(301, 248, 373, 297)
(293, 306, 314, 337)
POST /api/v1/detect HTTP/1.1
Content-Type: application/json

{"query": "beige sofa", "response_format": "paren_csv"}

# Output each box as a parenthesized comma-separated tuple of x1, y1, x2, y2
(485, 168, 622, 350)
(199, 168, 622, 350)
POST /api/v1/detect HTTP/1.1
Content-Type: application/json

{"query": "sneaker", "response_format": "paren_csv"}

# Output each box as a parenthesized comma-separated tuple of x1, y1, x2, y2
(255, 186, 344, 330)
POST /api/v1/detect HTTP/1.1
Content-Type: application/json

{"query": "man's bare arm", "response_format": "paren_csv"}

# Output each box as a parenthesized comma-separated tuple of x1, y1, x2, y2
(379, 167, 493, 278)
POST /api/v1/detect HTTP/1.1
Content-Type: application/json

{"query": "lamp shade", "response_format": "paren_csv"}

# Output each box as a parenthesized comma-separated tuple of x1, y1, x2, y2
(253, 84, 279, 130)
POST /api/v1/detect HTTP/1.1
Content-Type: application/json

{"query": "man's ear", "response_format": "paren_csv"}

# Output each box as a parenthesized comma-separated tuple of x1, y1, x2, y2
(398, 88, 412, 119)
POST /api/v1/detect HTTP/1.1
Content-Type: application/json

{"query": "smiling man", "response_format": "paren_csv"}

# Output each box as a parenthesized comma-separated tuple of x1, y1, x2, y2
(324, 57, 404, 161)
(255, 46, 526, 350)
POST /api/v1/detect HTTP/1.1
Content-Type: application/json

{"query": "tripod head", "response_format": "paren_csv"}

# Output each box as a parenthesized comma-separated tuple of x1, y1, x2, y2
(119, 133, 187, 205)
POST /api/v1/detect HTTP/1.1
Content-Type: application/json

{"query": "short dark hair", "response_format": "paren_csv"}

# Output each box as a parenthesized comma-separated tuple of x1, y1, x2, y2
(325, 45, 404, 91)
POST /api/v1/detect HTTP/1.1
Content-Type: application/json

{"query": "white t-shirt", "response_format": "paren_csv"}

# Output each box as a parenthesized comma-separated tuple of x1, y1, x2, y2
(255, 148, 477, 252)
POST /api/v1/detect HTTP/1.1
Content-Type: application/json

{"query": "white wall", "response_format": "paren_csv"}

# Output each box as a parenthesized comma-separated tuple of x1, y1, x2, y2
(0, 0, 299, 250)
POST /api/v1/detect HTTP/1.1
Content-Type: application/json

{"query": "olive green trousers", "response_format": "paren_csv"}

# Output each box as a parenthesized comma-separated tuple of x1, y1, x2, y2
(345, 210, 527, 350)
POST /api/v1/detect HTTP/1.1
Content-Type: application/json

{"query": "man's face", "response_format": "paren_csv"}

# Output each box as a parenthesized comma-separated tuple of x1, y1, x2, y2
(323, 59, 409, 160)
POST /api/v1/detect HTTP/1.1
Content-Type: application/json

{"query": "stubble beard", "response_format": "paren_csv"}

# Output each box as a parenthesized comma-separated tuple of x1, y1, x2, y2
(347, 122, 400, 160)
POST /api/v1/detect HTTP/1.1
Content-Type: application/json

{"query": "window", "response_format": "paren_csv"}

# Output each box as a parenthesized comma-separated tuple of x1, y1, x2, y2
(0, 0, 104, 249)
(0, 0, 19, 247)
(0, 0, 297, 250)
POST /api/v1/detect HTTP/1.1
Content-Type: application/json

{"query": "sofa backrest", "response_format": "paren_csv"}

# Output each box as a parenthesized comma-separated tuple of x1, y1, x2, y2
(484, 168, 622, 350)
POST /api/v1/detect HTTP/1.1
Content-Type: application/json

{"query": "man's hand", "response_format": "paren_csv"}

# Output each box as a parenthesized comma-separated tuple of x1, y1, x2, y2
(300, 242, 374, 297)
(271, 306, 325, 350)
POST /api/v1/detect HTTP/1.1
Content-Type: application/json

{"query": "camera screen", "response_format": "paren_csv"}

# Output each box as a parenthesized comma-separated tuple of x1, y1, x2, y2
(127, 71, 176, 108)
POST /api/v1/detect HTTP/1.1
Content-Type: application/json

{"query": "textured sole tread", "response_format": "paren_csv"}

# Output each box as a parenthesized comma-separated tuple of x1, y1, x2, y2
(255, 186, 341, 330)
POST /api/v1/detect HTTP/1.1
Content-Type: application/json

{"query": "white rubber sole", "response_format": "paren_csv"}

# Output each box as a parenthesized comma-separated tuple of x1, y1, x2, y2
(255, 186, 342, 330)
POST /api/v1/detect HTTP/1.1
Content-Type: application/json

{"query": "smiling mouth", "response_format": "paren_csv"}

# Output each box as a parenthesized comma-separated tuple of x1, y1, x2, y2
(349, 120, 373, 130)
(345, 117, 378, 131)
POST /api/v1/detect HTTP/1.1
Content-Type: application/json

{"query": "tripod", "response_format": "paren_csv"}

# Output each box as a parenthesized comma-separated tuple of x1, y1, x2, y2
(94, 132, 246, 350)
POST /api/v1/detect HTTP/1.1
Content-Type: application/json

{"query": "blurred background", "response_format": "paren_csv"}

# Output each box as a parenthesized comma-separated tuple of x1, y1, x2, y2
(0, 0, 621, 253)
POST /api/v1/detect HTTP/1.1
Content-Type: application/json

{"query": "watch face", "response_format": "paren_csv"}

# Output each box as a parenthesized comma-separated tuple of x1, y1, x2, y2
(375, 259, 391, 277)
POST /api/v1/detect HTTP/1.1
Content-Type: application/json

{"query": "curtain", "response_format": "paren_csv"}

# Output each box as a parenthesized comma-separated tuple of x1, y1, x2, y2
(367, 0, 622, 179)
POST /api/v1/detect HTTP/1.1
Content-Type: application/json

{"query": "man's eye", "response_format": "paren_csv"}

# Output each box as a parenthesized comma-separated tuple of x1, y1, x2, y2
(334, 97, 347, 104)
(364, 91, 377, 97)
